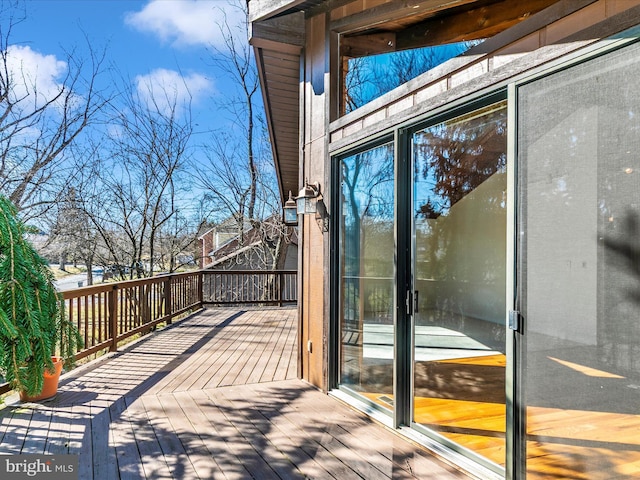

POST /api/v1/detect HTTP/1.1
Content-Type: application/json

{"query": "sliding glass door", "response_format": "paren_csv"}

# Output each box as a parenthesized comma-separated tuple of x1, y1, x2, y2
(338, 141, 395, 410)
(336, 102, 509, 471)
(517, 40, 640, 479)
(411, 102, 508, 469)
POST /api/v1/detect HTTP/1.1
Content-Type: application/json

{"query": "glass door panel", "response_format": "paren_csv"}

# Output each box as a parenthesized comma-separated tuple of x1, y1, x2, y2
(412, 102, 508, 467)
(518, 41, 640, 479)
(338, 142, 395, 411)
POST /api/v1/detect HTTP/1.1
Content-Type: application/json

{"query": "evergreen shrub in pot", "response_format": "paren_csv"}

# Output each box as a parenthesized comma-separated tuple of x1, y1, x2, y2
(0, 196, 82, 400)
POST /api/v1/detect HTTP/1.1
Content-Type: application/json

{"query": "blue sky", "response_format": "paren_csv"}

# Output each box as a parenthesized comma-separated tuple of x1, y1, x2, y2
(5, 0, 265, 223)
(13, 0, 246, 134)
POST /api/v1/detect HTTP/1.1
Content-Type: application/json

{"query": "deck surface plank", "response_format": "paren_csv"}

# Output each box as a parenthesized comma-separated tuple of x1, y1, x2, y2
(90, 399, 119, 480)
(109, 396, 145, 480)
(20, 406, 51, 454)
(187, 389, 255, 480)
(0, 409, 31, 454)
(0, 307, 468, 479)
(157, 310, 247, 393)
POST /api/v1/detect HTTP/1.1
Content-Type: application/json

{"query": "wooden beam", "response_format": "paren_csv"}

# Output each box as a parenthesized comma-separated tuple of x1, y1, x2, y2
(395, 0, 558, 51)
(469, 0, 598, 56)
(341, 32, 397, 57)
(331, 0, 481, 35)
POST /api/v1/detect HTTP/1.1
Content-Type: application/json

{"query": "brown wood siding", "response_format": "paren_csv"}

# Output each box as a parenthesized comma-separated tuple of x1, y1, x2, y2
(299, 12, 330, 389)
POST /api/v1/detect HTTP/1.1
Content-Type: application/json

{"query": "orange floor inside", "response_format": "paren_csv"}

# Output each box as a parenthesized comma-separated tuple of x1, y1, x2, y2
(363, 353, 640, 479)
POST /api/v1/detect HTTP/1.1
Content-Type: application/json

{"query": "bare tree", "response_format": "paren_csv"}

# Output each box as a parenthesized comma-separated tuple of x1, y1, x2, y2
(76, 78, 194, 280)
(193, 0, 288, 270)
(155, 210, 201, 273)
(45, 185, 98, 282)
(204, 0, 260, 224)
(0, 1, 111, 221)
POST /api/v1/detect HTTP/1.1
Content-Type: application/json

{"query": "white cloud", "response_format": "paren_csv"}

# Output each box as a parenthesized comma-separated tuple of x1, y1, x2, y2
(135, 68, 213, 114)
(125, 0, 246, 48)
(5, 45, 67, 106)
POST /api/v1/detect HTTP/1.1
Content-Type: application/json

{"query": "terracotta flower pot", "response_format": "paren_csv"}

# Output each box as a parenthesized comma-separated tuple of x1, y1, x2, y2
(19, 356, 63, 402)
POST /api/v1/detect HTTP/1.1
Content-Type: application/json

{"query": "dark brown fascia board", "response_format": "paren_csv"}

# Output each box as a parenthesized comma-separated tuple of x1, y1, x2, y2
(331, 0, 480, 35)
(249, 14, 303, 202)
(249, 0, 308, 22)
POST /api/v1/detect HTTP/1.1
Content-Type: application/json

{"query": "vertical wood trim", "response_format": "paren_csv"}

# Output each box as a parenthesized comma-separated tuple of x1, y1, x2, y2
(321, 10, 332, 393)
(297, 20, 306, 381)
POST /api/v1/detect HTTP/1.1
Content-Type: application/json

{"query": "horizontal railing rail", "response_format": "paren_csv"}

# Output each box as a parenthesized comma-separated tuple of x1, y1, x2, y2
(0, 269, 296, 396)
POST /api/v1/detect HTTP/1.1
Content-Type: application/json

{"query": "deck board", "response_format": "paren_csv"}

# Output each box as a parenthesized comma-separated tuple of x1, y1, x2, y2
(91, 399, 119, 480)
(0, 307, 467, 479)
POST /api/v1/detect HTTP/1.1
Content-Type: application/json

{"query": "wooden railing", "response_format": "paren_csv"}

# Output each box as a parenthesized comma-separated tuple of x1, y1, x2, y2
(202, 270, 297, 306)
(64, 271, 202, 362)
(0, 269, 296, 395)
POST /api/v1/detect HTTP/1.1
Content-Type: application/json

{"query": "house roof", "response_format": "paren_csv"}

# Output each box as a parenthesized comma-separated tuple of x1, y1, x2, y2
(248, 0, 558, 200)
(204, 217, 297, 268)
(197, 216, 250, 241)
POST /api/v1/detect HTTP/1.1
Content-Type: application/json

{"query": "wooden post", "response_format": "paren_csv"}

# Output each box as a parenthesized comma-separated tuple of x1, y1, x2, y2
(109, 285, 119, 352)
(198, 271, 204, 308)
(164, 275, 173, 324)
(278, 271, 284, 307)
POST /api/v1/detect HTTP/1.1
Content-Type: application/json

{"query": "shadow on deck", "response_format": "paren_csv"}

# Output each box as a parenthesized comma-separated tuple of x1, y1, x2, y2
(0, 307, 468, 479)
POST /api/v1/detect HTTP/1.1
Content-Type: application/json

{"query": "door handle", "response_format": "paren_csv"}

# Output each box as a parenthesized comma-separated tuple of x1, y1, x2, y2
(406, 290, 420, 315)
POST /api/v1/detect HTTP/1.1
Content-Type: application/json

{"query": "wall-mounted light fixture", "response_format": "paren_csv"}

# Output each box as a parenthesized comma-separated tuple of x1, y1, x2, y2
(283, 191, 298, 226)
(296, 181, 320, 215)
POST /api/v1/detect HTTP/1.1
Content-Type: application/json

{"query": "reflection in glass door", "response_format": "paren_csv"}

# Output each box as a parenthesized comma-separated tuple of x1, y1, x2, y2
(338, 141, 395, 410)
(411, 102, 508, 468)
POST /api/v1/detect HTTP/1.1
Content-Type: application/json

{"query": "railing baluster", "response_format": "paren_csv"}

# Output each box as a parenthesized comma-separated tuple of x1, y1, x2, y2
(164, 275, 172, 324)
(109, 285, 118, 352)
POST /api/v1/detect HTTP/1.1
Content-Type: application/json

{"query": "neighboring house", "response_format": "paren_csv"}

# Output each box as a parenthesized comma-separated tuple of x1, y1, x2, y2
(199, 216, 297, 271)
(248, 1, 640, 479)
(197, 217, 250, 268)
(205, 218, 297, 271)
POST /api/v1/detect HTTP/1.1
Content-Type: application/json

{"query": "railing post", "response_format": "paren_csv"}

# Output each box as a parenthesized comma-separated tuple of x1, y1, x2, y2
(278, 271, 284, 307)
(164, 275, 173, 324)
(109, 285, 119, 352)
(198, 271, 204, 308)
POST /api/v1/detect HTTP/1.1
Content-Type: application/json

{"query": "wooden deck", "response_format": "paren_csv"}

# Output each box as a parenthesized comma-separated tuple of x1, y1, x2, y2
(0, 307, 468, 479)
